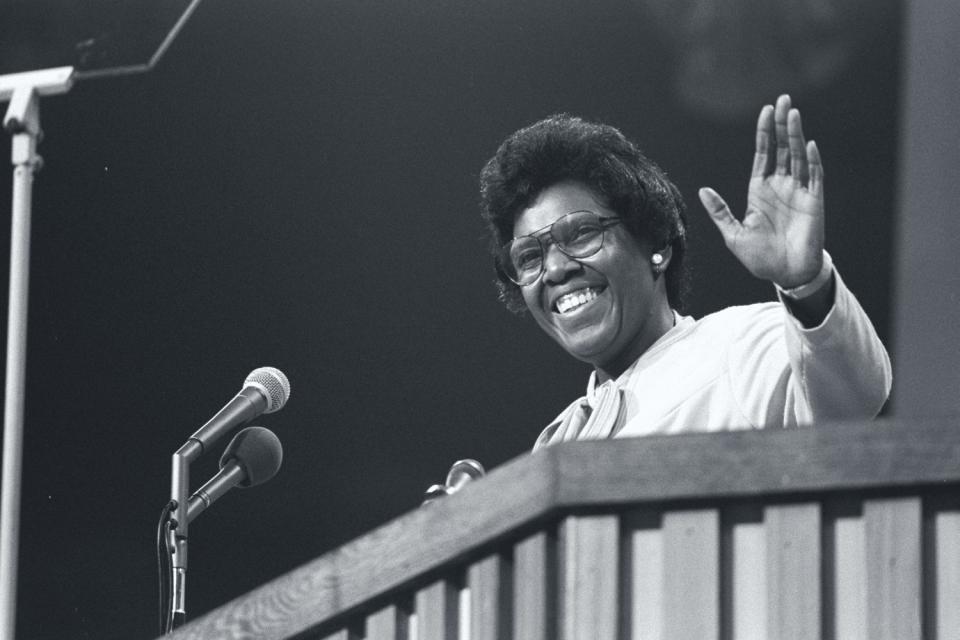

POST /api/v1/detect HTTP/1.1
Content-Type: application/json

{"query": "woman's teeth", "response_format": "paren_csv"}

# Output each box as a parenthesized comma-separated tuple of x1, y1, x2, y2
(556, 288, 600, 314)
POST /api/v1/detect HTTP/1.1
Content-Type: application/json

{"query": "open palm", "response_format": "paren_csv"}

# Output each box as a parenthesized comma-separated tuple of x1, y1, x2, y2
(700, 95, 825, 289)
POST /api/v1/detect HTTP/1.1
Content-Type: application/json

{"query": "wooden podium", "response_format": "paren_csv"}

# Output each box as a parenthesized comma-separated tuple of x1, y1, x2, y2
(165, 419, 960, 640)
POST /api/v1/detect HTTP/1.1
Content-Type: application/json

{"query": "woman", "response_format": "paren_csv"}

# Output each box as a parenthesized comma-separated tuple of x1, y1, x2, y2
(479, 95, 891, 448)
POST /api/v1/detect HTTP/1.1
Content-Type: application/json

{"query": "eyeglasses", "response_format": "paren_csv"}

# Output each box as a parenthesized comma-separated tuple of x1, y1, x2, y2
(499, 210, 622, 286)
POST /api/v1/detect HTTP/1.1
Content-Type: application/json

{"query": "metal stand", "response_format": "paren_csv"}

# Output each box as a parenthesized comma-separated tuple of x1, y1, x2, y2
(0, 66, 74, 640)
(167, 440, 202, 631)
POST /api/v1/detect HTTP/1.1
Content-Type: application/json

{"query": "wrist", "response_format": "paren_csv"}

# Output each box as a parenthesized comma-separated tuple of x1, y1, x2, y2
(775, 251, 833, 300)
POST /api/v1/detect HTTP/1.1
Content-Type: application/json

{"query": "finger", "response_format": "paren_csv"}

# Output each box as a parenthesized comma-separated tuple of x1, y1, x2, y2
(751, 104, 775, 178)
(807, 140, 824, 198)
(788, 108, 809, 184)
(774, 94, 791, 175)
(698, 187, 741, 242)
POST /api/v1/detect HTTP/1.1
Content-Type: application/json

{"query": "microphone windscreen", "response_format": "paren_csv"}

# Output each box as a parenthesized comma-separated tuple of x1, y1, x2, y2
(245, 367, 291, 413)
(220, 426, 283, 487)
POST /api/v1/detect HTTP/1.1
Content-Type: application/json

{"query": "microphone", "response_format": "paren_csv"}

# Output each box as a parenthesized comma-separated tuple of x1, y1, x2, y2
(422, 459, 485, 506)
(166, 369, 288, 630)
(186, 426, 283, 524)
(186, 367, 290, 456)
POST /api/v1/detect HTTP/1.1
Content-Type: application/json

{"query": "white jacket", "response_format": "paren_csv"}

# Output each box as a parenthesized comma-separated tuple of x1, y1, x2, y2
(534, 266, 892, 449)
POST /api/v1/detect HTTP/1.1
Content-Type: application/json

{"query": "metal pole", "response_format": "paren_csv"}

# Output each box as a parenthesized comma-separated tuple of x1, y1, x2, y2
(0, 68, 72, 640)
(0, 86, 41, 640)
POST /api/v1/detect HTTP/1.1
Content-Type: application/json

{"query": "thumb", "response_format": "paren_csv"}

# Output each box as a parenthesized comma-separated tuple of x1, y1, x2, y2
(698, 187, 740, 241)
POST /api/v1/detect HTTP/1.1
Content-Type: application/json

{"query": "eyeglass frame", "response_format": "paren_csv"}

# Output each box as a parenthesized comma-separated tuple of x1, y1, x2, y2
(498, 210, 623, 286)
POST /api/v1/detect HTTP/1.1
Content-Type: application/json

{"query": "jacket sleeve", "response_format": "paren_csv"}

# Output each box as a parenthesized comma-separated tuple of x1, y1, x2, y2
(778, 264, 892, 423)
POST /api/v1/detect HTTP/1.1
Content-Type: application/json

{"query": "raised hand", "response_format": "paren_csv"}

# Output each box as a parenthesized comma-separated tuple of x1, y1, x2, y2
(698, 94, 825, 289)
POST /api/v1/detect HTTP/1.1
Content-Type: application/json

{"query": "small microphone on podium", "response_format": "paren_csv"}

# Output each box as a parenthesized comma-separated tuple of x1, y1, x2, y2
(185, 367, 290, 456)
(422, 459, 485, 506)
(186, 426, 283, 523)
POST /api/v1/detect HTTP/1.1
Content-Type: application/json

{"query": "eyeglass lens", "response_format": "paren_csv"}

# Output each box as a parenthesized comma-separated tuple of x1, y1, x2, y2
(502, 211, 609, 285)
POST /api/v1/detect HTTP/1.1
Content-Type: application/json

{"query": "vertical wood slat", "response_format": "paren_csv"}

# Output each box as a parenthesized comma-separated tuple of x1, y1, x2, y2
(367, 604, 408, 640)
(467, 554, 508, 640)
(458, 587, 470, 640)
(934, 508, 960, 640)
(414, 579, 458, 640)
(865, 497, 922, 640)
(831, 508, 867, 640)
(662, 509, 720, 640)
(765, 503, 820, 640)
(559, 514, 620, 640)
(628, 512, 664, 640)
(728, 509, 766, 640)
(513, 531, 553, 640)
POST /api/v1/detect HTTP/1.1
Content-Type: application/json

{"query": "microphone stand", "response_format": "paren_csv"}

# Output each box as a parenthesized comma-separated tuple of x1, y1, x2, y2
(0, 67, 75, 640)
(168, 439, 203, 631)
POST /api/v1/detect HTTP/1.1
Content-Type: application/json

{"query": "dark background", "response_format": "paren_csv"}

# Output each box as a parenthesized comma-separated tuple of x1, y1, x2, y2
(0, 1, 901, 638)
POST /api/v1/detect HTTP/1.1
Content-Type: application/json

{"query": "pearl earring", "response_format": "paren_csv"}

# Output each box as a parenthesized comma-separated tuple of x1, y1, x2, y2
(651, 253, 666, 274)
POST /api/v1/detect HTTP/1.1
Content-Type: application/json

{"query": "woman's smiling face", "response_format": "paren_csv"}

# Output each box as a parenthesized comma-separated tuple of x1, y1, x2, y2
(513, 181, 673, 378)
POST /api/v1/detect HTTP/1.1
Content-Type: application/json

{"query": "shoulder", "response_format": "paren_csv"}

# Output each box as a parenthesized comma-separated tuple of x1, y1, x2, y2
(674, 303, 793, 378)
(684, 302, 784, 341)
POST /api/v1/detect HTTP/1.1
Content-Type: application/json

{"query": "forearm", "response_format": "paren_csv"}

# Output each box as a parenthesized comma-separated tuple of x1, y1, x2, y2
(783, 266, 892, 420)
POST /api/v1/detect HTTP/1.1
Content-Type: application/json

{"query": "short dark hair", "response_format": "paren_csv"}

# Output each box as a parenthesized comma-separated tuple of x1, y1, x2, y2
(479, 114, 689, 313)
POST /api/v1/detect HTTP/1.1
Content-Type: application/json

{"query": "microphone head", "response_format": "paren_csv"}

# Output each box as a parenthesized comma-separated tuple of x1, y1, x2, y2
(219, 426, 283, 487)
(244, 367, 290, 413)
(445, 459, 485, 493)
